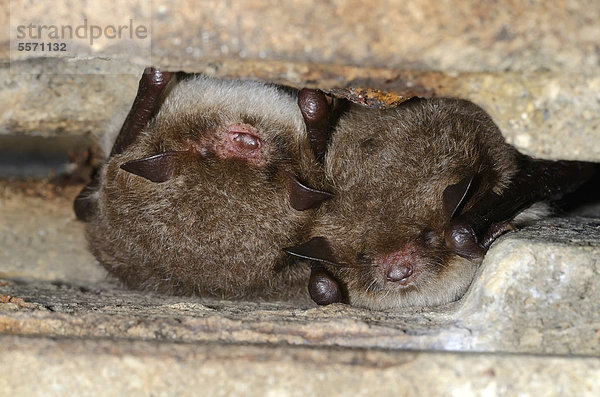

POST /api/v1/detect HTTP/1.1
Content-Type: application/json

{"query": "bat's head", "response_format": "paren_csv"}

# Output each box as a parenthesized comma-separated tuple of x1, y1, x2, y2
(87, 75, 330, 298)
(286, 98, 517, 309)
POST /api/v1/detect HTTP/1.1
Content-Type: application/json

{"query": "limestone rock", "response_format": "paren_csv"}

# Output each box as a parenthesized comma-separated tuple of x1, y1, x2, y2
(4, 0, 599, 72)
(2, 59, 599, 161)
(2, 335, 600, 396)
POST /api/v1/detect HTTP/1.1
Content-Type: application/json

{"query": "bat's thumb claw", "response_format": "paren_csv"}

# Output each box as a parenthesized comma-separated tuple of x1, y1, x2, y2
(308, 266, 342, 305)
(445, 220, 486, 261)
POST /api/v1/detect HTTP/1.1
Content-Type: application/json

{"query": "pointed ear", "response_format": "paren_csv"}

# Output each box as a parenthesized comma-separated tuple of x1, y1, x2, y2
(286, 174, 333, 211)
(120, 151, 190, 183)
(298, 88, 331, 163)
(442, 173, 476, 220)
(284, 236, 339, 266)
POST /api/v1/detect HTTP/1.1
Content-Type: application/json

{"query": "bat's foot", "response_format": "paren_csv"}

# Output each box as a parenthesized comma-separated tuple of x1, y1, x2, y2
(480, 221, 515, 250)
(298, 88, 330, 163)
(73, 179, 99, 222)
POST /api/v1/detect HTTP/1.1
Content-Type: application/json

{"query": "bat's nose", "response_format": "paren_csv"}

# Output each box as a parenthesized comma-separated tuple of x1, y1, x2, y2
(385, 263, 414, 283)
(376, 243, 417, 285)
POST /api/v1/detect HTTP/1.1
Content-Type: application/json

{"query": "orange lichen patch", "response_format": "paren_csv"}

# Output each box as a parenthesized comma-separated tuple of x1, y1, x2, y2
(326, 87, 413, 109)
(0, 178, 83, 202)
(0, 294, 28, 307)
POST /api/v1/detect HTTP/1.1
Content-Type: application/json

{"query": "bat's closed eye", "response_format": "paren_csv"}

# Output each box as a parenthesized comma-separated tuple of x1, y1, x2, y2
(231, 131, 261, 150)
(421, 229, 438, 245)
(218, 123, 265, 163)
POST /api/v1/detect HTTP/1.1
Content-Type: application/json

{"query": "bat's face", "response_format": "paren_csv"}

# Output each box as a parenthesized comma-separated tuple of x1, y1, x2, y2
(311, 196, 480, 310)
(289, 98, 516, 309)
(87, 76, 328, 298)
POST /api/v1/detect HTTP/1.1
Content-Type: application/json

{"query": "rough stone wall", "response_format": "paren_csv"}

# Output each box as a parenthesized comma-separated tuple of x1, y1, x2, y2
(1, 0, 599, 160)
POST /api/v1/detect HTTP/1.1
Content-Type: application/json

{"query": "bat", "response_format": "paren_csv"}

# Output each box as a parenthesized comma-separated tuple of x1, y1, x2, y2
(74, 68, 332, 299)
(285, 93, 595, 309)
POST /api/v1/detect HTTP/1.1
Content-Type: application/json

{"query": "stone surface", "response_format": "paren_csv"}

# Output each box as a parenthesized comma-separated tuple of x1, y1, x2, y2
(457, 217, 600, 355)
(2, 59, 599, 162)
(3, 0, 599, 72)
(2, 0, 600, 161)
(0, 59, 140, 139)
(0, 181, 106, 283)
(1, 335, 600, 396)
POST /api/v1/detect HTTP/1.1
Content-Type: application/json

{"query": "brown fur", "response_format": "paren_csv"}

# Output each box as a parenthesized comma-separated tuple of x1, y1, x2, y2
(310, 97, 520, 309)
(86, 75, 327, 299)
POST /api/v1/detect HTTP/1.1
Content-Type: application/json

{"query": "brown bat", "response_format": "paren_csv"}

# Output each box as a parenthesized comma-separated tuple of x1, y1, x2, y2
(74, 68, 332, 299)
(286, 92, 595, 309)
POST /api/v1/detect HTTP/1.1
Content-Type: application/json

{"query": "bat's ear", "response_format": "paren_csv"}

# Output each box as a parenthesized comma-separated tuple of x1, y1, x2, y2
(120, 151, 190, 183)
(442, 173, 476, 221)
(284, 236, 339, 265)
(298, 89, 331, 163)
(286, 174, 333, 211)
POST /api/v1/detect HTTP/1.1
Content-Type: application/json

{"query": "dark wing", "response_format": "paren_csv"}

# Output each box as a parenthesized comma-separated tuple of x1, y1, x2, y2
(445, 154, 596, 260)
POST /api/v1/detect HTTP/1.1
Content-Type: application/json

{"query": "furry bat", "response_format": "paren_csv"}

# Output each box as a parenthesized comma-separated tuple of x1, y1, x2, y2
(74, 68, 332, 299)
(285, 94, 595, 309)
